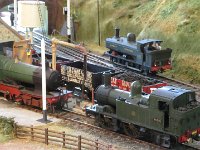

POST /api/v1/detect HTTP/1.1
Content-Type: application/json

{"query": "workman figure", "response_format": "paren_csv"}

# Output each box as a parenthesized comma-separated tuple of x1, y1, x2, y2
(10, 12, 14, 26)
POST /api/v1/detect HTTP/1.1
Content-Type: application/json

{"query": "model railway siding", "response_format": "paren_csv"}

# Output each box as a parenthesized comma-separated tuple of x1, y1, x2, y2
(19, 30, 200, 100)
(111, 71, 167, 94)
(60, 61, 114, 98)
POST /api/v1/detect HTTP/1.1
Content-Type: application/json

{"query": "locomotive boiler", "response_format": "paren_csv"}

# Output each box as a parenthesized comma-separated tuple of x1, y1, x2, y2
(0, 54, 72, 111)
(86, 73, 200, 148)
(0, 55, 61, 90)
(105, 28, 172, 74)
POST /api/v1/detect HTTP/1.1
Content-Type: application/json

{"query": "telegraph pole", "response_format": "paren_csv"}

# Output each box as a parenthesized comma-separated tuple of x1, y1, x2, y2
(14, 0, 17, 29)
(67, 0, 71, 42)
(97, 0, 100, 46)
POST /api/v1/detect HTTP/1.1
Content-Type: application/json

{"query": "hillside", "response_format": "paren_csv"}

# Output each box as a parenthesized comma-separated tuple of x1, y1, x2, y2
(71, 0, 200, 84)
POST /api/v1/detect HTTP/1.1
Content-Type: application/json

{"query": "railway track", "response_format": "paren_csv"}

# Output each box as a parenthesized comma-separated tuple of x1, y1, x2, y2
(18, 31, 116, 70)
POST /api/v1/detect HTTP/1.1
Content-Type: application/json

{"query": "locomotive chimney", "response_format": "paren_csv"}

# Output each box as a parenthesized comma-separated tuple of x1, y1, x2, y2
(130, 81, 142, 98)
(103, 72, 111, 87)
(115, 27, 120, 38)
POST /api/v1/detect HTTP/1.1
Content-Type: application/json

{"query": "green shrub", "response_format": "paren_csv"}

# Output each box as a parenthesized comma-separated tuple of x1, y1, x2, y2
(0, 116, 15, 135)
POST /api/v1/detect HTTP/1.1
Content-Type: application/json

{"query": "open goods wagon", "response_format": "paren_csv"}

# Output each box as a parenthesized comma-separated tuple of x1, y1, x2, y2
(111, 71, 167, 94)
(60, 61, 114, 98)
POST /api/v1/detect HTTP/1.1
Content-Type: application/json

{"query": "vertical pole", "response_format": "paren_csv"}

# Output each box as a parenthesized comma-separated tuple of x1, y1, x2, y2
(14, 0, 17, 29)
(51, 43, 56, 70)
(78, 135, 81, 150)
(29, 28, 34, 44)
(67, 0, 71, 42)
(41, 38, 47, 122)
(92, 88, 94, 105)
(95, 139, 98, 150)
(63, 131, 65, 147)
(45, 128, 48, 145)
(31, 125, 34, 140)
(97, 0, 100, 46)
(14, 123, 17, 137)
(82, 54, 87, 100)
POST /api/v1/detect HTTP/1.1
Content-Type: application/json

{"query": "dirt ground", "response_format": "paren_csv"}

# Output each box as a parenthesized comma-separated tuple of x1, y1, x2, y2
(0, 138, 67, 150)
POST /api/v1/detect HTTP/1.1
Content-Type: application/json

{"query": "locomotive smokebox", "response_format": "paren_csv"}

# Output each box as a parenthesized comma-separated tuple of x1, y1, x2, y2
(115, 27, 120, 38)
(103, 72, 111, 87)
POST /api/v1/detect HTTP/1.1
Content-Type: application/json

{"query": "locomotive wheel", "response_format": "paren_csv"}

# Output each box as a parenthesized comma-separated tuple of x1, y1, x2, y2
(95, 115, 104, 127)
(122, 123, 140, 138)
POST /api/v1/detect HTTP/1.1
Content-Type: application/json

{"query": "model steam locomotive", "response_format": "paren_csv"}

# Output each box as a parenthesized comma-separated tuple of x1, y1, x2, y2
(106, 28, 172, 74)
(86, 73, 200, 148)
(0, 54, 72, 111)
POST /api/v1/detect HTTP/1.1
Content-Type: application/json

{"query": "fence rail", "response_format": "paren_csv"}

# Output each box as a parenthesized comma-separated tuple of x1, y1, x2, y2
(14, 124, 112, 150)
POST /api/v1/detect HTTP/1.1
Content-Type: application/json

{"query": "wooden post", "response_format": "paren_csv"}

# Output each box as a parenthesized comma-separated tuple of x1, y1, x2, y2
(78, 135, 81, 150)
(45, 128, 48, 145)
(13, 123, 17, 137)
(92, 88, 94, 105)
(95, 139, 98, 150)
(31, 125, 34, 140)
(51, 42, 57, 70)
(108, 144, 112, 150)
(63, 131, 65, 147)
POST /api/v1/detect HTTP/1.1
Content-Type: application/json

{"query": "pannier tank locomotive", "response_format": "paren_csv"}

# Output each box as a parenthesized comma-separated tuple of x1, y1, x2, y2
(106, 28, 172, 74)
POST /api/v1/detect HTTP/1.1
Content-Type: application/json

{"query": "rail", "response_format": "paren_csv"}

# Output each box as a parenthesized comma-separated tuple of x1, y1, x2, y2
(14, 124, 112, 150)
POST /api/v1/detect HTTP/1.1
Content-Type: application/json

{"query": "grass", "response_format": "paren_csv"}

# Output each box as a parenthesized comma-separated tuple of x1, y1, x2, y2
(70, 0, 200, 84)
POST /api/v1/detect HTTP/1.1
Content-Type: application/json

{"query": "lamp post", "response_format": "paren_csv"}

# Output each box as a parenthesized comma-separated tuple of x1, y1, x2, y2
(41, 38, 47, 122)
(97, 0, 100, 46)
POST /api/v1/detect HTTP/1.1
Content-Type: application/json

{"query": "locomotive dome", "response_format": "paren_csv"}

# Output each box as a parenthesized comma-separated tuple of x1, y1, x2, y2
(127, 33, 136, 42)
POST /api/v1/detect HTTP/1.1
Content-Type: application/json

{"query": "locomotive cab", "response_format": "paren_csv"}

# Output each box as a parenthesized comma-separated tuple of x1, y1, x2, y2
(149, 86, 200, 144)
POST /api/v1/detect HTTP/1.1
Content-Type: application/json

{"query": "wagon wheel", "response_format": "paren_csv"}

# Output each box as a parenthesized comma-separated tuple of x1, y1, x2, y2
(122, 123, 140, 138)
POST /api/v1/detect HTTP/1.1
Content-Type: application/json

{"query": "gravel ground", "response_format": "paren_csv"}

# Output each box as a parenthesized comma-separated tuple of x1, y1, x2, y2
(0, 99, 61, 126)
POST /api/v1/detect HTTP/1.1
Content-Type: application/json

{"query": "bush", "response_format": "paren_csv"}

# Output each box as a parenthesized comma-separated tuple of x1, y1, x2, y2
(0, 116, 15, 135)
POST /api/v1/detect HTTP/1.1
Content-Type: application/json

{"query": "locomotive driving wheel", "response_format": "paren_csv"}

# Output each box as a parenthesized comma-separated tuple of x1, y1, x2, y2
(95, 114, 104, 127)
(122, 123, 140, 138)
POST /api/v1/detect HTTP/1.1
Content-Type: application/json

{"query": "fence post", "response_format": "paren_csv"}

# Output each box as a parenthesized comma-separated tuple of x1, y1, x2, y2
(78, 135, 81, 150)
(13, 123, 17, 137)
(63, 131, 65, 147)
(108, 144, 112, 150)
(95, 139, 98, 150)
(31, 125, 34, 140)
(45, 128, 48, 145)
